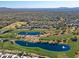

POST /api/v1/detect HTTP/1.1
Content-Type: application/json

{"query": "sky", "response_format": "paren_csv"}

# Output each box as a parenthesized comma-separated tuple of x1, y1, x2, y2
(0, 1, 79, 8)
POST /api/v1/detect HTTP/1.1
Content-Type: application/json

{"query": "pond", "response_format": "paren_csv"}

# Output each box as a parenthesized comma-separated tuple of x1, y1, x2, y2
(15, 40, 70, 51)
(18, 32, 42, 35)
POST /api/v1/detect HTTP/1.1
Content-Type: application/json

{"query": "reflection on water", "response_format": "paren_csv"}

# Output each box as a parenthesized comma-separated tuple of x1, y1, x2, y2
(18, 32, 42, 35)
(15, 40, 70, 51)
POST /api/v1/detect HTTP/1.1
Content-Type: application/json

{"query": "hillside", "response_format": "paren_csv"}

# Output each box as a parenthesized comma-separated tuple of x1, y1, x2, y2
(0, 7, 79, 12)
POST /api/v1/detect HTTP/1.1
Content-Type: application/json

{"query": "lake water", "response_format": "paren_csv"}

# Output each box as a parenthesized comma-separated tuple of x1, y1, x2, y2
(15, 40, 70, 51)
(18, 32, 42, 35)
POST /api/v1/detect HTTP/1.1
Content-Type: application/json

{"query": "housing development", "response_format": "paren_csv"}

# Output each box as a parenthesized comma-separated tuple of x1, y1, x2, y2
(0, 1, 79, 58)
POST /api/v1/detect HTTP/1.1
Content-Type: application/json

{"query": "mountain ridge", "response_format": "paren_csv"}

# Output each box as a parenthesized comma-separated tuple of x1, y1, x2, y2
(0, 7, 79, 12)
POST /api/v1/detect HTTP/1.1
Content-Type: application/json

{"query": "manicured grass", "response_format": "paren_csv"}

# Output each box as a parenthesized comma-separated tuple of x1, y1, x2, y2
(0, 29, 79, 58)
(0, 29, 48, 38)
(40, 34, 75, 40)
(0, 42, 63, 58)
(0, 33, 17, 38)
(65, 39, 79, 58)
(0, 39, 79, 58)
(10, 29, 48, 33)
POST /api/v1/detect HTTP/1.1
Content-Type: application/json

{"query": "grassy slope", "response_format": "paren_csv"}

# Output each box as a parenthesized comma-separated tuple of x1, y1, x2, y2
(0, 42, 64, 58)
(40, 34, 74, 40)
(0, 29, 79, 57)
(0, 39, 79, 58)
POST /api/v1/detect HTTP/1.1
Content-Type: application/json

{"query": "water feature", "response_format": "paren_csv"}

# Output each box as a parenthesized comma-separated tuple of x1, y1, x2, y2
(18, 32, 42, 35)
(15, 40, 70, 51)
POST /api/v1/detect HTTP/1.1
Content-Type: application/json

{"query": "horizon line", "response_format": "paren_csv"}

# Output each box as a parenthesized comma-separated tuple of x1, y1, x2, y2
(1, 7, 79, 9)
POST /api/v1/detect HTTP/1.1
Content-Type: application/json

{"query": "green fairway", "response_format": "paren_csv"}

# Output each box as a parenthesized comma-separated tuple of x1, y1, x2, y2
(0, 29, 79, 58)
(0, 42, 69, 58)
(0, 38, 79, 58)
(40, 34, 75, 40)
